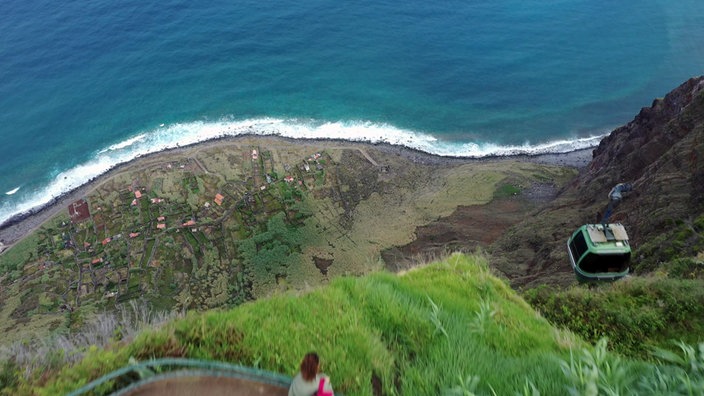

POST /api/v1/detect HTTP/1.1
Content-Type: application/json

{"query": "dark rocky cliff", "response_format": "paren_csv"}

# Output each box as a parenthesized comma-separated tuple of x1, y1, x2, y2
(492, 76, 704, 287)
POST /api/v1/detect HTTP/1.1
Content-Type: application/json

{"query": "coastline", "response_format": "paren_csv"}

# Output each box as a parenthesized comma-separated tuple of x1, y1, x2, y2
(0, 135, 593, 248)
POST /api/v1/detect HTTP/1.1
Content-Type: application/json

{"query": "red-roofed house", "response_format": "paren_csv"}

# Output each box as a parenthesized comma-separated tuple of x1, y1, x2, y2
(129, 232, 140, 238)
(102, 237, 111, 245)
(157, 216, 165, 221)
(151, 198, 163, 204)
(68, 199, 91, 224)
(135, 190, 142, 199)
(92, 257, 103, 265)
(214, 193, 224, 206)
(182, 220, 196, 227)
(157, 223, 166, 230)
(83, 242, 91, 249)
(131, 199, 137, 206)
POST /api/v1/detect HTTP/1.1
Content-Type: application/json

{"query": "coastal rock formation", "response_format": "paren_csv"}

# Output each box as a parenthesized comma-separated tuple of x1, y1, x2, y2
(492, 76, 704, 287)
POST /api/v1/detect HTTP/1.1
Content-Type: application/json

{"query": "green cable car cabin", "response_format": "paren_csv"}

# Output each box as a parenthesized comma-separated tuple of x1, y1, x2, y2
(567, 223, 631, 282)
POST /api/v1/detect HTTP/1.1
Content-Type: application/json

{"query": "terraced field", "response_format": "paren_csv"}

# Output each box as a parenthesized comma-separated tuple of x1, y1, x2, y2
(0, 137, 577, 346)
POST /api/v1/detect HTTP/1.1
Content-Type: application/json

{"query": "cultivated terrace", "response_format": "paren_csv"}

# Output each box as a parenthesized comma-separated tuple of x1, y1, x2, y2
(0, 137, 574, 345)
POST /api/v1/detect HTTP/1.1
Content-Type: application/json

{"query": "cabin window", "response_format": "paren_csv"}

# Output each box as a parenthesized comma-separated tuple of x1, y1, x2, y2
(569, 231, 589, 260)
(580, 252, 630, 274)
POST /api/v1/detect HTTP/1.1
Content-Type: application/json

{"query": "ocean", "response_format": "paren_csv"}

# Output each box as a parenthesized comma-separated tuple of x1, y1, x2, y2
(1, 0, 703, 226)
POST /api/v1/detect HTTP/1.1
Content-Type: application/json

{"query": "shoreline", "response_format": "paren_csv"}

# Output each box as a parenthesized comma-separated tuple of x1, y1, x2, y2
(0, 134, 593, 248)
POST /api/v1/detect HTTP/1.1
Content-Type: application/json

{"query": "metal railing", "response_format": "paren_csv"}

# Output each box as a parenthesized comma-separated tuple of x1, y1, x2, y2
(67, 358, 292, 396)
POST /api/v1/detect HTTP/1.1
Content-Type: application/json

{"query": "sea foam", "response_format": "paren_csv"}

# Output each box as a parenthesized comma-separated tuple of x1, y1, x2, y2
(97, 134, 147, 153)
(0, 118, 606, 227)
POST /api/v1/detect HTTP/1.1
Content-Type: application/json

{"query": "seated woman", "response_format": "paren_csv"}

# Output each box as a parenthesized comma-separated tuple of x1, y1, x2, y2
(288, 352, 334, 396)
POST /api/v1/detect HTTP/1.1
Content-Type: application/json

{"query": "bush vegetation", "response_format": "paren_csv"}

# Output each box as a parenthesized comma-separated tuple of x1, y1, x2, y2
(0, 233, 40, 281)
(524, 275, 704, 359)
(634, 214, 704, 274)
(238, 213, 308, 297)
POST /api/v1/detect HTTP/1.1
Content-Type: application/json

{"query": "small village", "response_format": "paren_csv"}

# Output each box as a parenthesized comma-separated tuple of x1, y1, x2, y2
(3, 139, 504, 340)
(13, 144, 345, 318)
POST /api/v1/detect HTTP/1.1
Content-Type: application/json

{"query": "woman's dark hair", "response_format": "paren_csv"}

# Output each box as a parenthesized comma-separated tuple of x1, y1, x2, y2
(300, 352, 320, 381)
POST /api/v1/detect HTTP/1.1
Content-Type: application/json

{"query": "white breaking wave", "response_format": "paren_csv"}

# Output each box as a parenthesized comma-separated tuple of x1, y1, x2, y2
(97, 133, 147, 153)
(5, 187, 20, 195)
(0, 117, 607, 226)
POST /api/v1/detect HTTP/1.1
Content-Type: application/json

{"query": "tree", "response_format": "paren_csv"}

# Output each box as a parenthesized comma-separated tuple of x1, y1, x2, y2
(238, 213, 303, 294)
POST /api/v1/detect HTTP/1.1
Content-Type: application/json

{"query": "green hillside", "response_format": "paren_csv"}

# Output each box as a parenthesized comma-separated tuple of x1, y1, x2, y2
(2, 254, 702, 395)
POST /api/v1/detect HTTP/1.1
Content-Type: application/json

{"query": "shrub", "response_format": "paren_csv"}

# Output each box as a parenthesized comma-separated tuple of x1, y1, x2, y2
(525, 277, 704, 358)
(0, 359, 19, 393)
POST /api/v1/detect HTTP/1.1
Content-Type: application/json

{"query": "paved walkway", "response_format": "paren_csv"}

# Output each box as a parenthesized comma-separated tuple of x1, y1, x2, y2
(121, 375, 288, 396)
(356, 149, 379, 166)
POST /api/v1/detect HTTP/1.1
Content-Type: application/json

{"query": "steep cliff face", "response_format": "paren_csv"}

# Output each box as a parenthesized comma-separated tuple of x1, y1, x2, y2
(577, 77, 704, 258)
(492, 76, 704, 287)
(580, 76, 704, 212)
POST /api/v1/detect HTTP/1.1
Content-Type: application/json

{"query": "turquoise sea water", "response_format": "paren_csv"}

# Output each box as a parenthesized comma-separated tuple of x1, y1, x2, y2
(1, 0, 703, 225)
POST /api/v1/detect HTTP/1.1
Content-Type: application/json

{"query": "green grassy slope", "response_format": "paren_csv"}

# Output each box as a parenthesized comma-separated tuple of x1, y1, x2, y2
(4, 254, 573, 394)
(4, 254, 702, 395)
